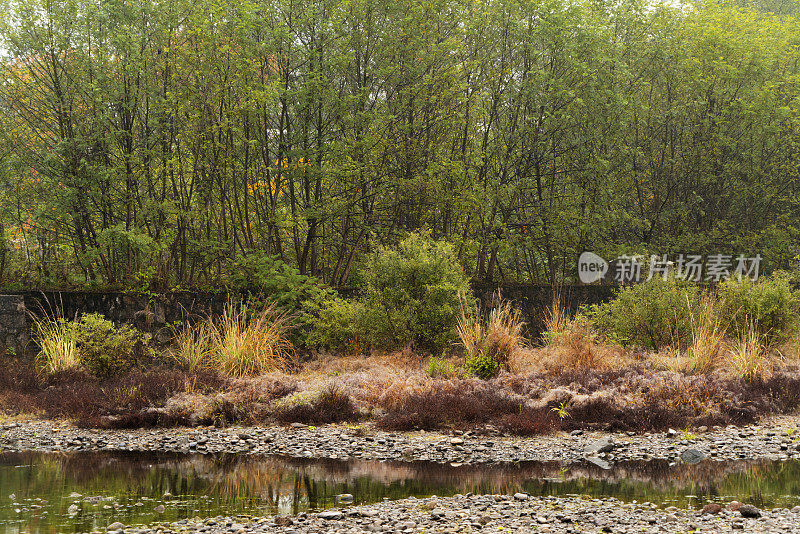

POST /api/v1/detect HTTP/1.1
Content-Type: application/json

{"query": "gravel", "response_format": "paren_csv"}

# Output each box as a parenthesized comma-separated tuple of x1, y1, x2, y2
(94, 494, 800, 533)
(3, 416, 800, 464)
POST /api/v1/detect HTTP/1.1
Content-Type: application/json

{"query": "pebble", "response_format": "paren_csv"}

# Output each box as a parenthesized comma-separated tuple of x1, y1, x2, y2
(3, 418, 800, 465)
(131, 495, 800, 533)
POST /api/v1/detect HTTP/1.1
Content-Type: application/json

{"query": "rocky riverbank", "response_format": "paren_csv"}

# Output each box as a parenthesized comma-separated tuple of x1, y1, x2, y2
(105, 494, 800, 534)
(3, 416, 800, 464)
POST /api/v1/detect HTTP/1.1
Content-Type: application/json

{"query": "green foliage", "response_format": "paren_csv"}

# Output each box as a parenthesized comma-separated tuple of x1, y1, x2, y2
(589, 277, 701, 350)
(464, 352, 502, 380)
(73, 314, 150, 379)
(307, 297, 368, 353)
(1, 0, 800, 290)
(231, 253, 338, 345)
(426, 355, 459, 378)
(717, 273, 800, 345)
(360, 232, 470, 352)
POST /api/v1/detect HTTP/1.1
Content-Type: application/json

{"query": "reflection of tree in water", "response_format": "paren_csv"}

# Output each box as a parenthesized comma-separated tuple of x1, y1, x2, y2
(3, 451, 800, 518)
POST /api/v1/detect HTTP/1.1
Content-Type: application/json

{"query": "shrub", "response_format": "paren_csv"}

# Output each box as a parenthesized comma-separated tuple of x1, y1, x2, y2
(34, 318, 79, 374)
(275, 386, 359, 425)
(361, 232, 469, 352)
(459, 296, 525, 379)
(209, 302, 294, 377)
(73, 314, 151, 379)
(230, 252, 339, 345)
(589, 277, 700, 349)
(377, 380, 558, 435)
(307, 297, 369, 353)
(717, 273, 799, 345)
(426, 355, 460, 378)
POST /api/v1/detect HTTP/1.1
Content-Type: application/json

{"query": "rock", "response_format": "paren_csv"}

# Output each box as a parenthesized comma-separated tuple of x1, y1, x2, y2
(154, 505, 165, 513)
(67, 504, 79, 514)
(337, 493, 354, 503)
(513, 492, 529, 501)
(450, 438, 464, 445)
(585, 456, 612, 470)
(738, 504, 762, 518)
(318, 510, 344, 520)
(680, 448, 707, 464)
(729, 501, 743, 511)
(701, 503, 722, 514)
(791, 506, 800, 513)
(274, 516, 293, 526)
(585, 437, 615, 454)
(107, 522, 125, 531)
(666, 428, 678, 438)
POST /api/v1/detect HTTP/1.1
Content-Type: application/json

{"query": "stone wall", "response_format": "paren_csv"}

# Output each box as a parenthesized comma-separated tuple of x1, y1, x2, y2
(0, 285, 617, 356)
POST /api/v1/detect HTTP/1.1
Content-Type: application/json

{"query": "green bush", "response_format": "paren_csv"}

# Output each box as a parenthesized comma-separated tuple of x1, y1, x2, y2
(426, 355, 459, 378)
(464, 352, 501, 379)
(361, 232, 470, 352)
(307, 297, 369, 353)
(717, 273, 799, 345)
(230, 252, 338, 345)
(588, 277, 700, 350)
(74, 313, 150, 378)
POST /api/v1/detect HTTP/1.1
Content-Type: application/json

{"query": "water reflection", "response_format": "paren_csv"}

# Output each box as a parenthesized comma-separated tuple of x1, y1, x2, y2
(2, 451, 800, 533)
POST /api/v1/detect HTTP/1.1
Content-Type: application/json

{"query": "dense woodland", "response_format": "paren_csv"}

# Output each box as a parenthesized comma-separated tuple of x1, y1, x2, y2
(1, 0, 799, 289)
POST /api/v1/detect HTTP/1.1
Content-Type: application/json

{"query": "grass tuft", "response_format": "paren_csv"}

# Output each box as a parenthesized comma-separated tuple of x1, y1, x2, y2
(173, 322, 213, 371)
(33, 317, 79, 374)
(685, 294, 726, 374)
(209, 302, 294, 377)
(728, 322, 769, 381)
(457, 293, 525, 377)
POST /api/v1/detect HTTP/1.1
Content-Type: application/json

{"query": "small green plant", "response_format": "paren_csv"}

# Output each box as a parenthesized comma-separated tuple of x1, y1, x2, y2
(73, 314, 151, 378)
(464, 352, 502, 379)
(34, 317, 79, 374)
(426, 355, 459, 378)
(550, 402, 570, 421)
(681, 429, 698, 440)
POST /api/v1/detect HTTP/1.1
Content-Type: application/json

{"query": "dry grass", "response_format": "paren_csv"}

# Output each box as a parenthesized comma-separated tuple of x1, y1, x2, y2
(543, 293, 568, 339)
(33, 317, 79, 374)
(457, 294, 525, 372)
(684, 294, 726, 374)
(172, 322, 213, 371)
(521, 315, 624, 373)
(727, 323, 770, 381)
(209, 302, 294, 377)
